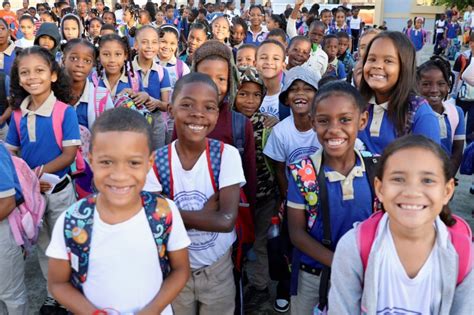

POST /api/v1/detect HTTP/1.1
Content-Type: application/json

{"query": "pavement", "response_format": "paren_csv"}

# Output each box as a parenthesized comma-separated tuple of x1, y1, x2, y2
(19, 43, 474, 314)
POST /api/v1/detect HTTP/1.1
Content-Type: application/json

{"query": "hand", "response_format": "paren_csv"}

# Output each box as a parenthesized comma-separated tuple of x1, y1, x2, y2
(137, 308, 161, 315)
(295, 0, 304, 7)
(131, 92, 150, 106)
(34, 165, 45, 178)
(144, 98, 158, 111)
(263, 114, 279, 128)
(119, 88, 134, 96)
(202, 193, 219, 213)
(39, 181, 52, 193)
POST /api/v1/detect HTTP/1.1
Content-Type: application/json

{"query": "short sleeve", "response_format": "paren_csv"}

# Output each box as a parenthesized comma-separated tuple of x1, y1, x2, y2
(0, 146, 17, 198)
(263, 123, 287, 162)
(166, 199, 191, 251)
(182, 62, 191, 76)
(62, 106, 81, 147)
(412, 103, 441, 144)
(143, 168, 163, 193)
(160, 67, 172, 92)
(46, 210, 69, 260)
(286, 173, 305, 210)
(5, 115, 20, 149)
(453, 106, 466, 140)
(219, 144, 246, 189)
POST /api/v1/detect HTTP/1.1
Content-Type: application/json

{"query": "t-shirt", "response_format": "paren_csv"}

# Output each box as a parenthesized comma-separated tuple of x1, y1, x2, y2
(260, 92, 280, 118)
(435, 20, 447, 34)
(263, 115, 321, 165)
(446, 22, 461, 39)
(377, 215, 442, 314)
(15, 37, 34, 49)
(349, 17, 361, 31)
(0, 142, 22, 202)
(46, 201, 190, 314)
(157, 57, 191, 90)
(169, 140, 246, 269)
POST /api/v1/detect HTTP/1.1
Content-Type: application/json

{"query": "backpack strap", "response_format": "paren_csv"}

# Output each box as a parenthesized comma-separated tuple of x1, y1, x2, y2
(360, 152, 383, 212)
(444, 101, 460, 141)
(356, 211, 384, 272)
(91, 71, 100, 87)
(154, 144, 173, 198)
(404, 95, 425, 136)
(93, 87, 110, 118)
(449, 214, 473, 285)
(128, 71, 140, 93)
(176, 59, 184, 79)
(231, 110, 246, 157)
(157, 64, 164, 82)
(206, 138, 224, 192)
(52, 101, 68, 149)
(13, 109, 21, 140)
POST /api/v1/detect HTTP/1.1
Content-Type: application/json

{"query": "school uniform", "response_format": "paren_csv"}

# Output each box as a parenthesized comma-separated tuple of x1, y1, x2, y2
(0, 142, 28, 314)
(0, 41, 16, 77)
(435, 100, 465, 156)
(244, 29, 268, 46)
(0, 75, 10, 140)
(133, 57, 171, 149)
(97, 70, 143, 99)
(74, 79, 114, 129)
(5, 92, 80, 286)
(286, 149, 374, 315)
(358, 96, 441, 155)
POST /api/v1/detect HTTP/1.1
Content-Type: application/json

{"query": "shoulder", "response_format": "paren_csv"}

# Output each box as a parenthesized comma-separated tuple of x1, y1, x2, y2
(222, 143, 241, 159)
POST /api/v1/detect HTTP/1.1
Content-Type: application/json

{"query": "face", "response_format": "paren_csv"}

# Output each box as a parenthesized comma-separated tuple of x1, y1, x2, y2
(139, 13, 149, 24)
(78, 1, 87, 14)
(374, 147, 454, 231)
(197, 58, 229, 104)
(28, 8, 36, 16)
(338, 37, 350, 55)
(235, 82, 263, 117)
(0, 23, 10, 46)
(212, 17, 230, 42)
(155, 11, 164, 23)
(89, 20, 102, 38)
(63, 19, 80, 41)
(256, 43, 285, 80)
(352, 9, 359, 17)
(38, 36, 56, 50)
(335, 12, 345, 26)
(363, 38, 400, 100)
(166, 8, 174, 19)
(64, 44, 95, 83)
(358, 33, 376, 60)
(236, 47, 256, 67)
(171, 82, 219, 142)
(187, 28, 206, 54)
(90, 131, 153, 211)
(158, 31, 178, 61)
(285, 80, 316, 116)
(321, 12, 332, 26)
(415, 19, 423, 29)
(123, 10, 133, 23)
(266, 17, 278, 31)
(103, 12, 116, 25)
(96, 2, 104, 12)
(308, 25, 324, 45)
(232, 24, 245, 45)
(20, 19, 34, 39)
(353, 59, 363, 88)
(135, 28, 159, 60)
(99, 40, 127, 76)
(18, 54, 57, 100)
(41, 13, 53, 23)
(313, 94, 367, 159)
(287, 40, 311, 68)
(418, 69, 449, 110)
(324, 38, 338, 60)
(249, 7, 263, 27)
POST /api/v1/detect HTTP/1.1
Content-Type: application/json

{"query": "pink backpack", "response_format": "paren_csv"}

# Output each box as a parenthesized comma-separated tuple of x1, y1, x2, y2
(357, 211, 473, 286)
(12, 102, 86, 175)
(8, 156, 46, 251)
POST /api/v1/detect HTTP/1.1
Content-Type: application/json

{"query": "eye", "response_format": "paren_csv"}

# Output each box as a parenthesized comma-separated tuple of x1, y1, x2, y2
(100, 160, 112, 166)
(422, 177, 435, 184)
(130, 160, 142, 166)
(390, 176, 404, 183)
(316, 118, 328, 124)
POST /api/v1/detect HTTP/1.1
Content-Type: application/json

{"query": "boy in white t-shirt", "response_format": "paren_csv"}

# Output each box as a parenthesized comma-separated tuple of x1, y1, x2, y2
(153, 73, 246, 315)
(46, 108, 191, 314)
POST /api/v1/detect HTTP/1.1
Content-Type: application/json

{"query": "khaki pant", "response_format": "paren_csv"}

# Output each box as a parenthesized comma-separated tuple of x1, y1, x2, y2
(172, 250, 235, 315)
(0, 220, 28, 315)
(37, 181, 76, 295)
(290, 270, 321, 315)
(151, 111, 166, 150)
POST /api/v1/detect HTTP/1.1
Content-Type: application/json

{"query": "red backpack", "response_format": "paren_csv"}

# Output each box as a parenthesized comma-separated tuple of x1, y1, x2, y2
(357, 211, 473, 285)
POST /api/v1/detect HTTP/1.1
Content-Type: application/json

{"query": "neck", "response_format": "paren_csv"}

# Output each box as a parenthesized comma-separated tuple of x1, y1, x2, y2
(0, 41, 9, 51)
(389, 219, 436, 244)
(71, 79, 87, 100)
(127, 20, 135, 27)
(374, 91, 390, 104)
(263, 77, 280, 95)
(96, 193, 143, 223)
(293, 112, 312, 131)
(250, 25, 261, 32)
(322, 150, 356, 176)
(106, 71, 121, 87)
(175, 138, 207, 170)
(30, 91, 51, 111)
(137, 55, 153, 70)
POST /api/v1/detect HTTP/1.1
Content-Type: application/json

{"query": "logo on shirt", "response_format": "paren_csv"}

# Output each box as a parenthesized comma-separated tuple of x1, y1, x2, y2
(288, 146, 319, 163)
(377, 307, 421, 315)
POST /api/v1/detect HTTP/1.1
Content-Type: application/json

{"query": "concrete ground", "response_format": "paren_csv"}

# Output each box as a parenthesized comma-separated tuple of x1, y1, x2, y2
(22, 43, 474, 314)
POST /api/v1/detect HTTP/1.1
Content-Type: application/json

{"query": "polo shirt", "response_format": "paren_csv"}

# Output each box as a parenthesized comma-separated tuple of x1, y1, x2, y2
(409, 28, 426, 51)
(156, 56, 190, 89)
(74, 80, 114, 129)
(287, 149, 373, 268)
(5, 92, 81, 178)
(0, 41, 16, 76)
(244, 29, 268, 46)
(0, 74, 10, 128)
(0, 141, 22, 202)
(436, 102, 465, 155)
(446, 22, 460, 39)
(97, 70, 144, 98)
(358, 96, 441, 155)
(132, 57, 171, 101)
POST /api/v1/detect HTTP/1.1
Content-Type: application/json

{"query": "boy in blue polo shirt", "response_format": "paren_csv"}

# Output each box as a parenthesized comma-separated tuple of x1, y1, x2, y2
(133, 26, 172, 149)
(0, 142, 28, 314)
(286, 81, 375, 314)
(0, 19, 16, 76)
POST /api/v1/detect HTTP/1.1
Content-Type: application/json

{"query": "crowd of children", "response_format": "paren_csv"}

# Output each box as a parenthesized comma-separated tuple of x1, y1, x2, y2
(0, 0, 473, 315)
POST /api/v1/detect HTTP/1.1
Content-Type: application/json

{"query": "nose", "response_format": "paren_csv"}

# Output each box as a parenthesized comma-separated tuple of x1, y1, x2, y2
(109, 163, 129, 181)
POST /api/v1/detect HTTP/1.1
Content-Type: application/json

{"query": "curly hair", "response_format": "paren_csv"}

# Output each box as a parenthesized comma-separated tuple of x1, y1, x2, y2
(416, 55, 454, 96)
(10, 46, 71, 109)
(96, 33, 135, 81)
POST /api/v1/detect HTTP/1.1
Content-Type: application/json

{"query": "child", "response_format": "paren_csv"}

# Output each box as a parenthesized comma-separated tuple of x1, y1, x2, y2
(164, 4, 178, 26)
(267, 28, 288, 49)
(157, 73, 245, 314)
(15, 14, 35, 48)
(230, 16, 247, 49)
(5, 46, 80, 313)
(408, 17, 427, 65)
(234, 67, 275, 312)
(100, 23, 116, 36)
(286, 81, 375, 314)
(323, 35, 346, 80)
(236, 43, 257, 67)
(446, 16, 461, 58)
(320, 9, 332, 34)
(245, 5, 268, 45)
(349, 7, 361, 51)
(256, 39, 286, 119)
(119, 5, 139, 47)
(180, 22, 208, 66)
(46, 107, 191, 314)
(211, 15, 230, 45)
(0, 18, 16, 76)
(133, 26, 172, 149)
(356, 28, 380, 60)
(63, 39, 114, 130)
(87, 17, 102, 41)
(0, 142, 27, 314)
(305, 21, 328, 78)
(329, 135, 473, 314)
(263, 65, 321, 312)
(34, 22, 61, 62)
(359, 31, 440, 154)
(286, 35, 311, 70)
(60, 14, 83, 42)
(153, 10, 165, 28)
(102, 11, 117, 28)
(417, 57, 465, 176)
(336, 31, 355, 76)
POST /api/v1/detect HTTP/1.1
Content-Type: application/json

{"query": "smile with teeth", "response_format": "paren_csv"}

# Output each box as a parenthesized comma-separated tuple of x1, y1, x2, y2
(188, 124, 205, 131)
(107, 185, 133, 194)
(327, 138, 346, 147)
(398, 203, 426, 210)
(370, 74, 386, 80)
(294, 99, 308, 107)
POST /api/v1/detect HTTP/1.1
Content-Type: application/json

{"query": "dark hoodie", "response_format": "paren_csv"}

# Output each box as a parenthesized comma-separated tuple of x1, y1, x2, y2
(34, 22, 61, 55)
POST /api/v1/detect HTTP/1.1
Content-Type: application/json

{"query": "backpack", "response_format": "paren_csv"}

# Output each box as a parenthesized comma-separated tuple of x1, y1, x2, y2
(8, 155, 46, 251)
(153, 138, 254, 272)
(175, 59, 184, 79)
(460, 142, 474, 175)
(64, 191, 173, 292)
(443, 99, 460, 141)
(12, 102, 86, 176)
(456, 53, 474, 101)
(356, 211, 473, 286)
(403, 94, 428, 136)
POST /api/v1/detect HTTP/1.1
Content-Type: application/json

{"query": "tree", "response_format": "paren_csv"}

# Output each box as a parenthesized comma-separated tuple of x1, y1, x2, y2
(433, 0, 471, 11)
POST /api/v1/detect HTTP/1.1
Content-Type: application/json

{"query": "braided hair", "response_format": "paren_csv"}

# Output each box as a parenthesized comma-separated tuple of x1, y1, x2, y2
(417, 55, 454, 96)
(96, 33, 135, 81)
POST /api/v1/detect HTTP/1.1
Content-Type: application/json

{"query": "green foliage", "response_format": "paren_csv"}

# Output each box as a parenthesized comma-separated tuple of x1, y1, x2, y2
(433, 0, 471, 10)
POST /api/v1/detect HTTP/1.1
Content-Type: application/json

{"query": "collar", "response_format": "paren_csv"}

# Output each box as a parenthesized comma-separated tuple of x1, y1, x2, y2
(133, 56, 160, 73)
(310, 148, 366, 175)
(2, 41, 15, 56)
(157, 55, 177, 66)
(369, 96, 389, 111)
(76, 79, 91, 105)
(248, 28, 265, 36)
(20, 92, 57, 117)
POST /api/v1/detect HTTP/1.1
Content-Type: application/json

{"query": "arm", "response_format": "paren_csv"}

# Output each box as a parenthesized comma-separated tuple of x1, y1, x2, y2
(179, 183, 240, 232)
(450, 140, 464, 176)
(137, 248, 190, 314)
(42, 145, 78, 175)
(0, 195, 16, 221)
(0, 106, 11, 125)
(286, 0, 303, 39)
(287, 206, 334, 266)
(48, 258, 97, 315)
(273, 160, 288, 201)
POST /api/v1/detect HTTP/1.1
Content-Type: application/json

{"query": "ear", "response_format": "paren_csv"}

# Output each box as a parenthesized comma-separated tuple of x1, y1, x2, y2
(147, 149, 155, 171)
(51, 71, 58, 83)
(373, 176, 384, 204)
(167, 102, 174, 119)
(442, 178, 455, 206)
(358, 109, 369, 131)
